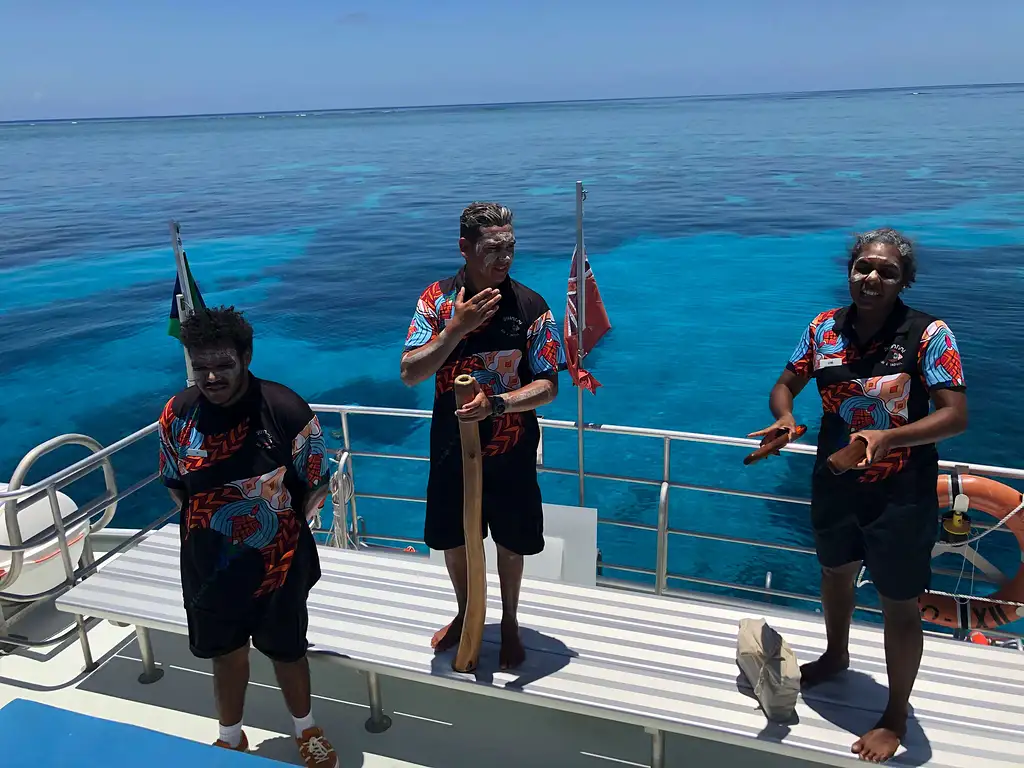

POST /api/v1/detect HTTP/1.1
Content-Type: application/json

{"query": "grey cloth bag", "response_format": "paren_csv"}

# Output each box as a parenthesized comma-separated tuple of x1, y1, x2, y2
(736, 617, 801, 722)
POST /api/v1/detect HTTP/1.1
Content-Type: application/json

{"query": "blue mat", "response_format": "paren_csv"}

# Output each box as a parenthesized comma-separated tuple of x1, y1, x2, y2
(0, 698, 291, 766)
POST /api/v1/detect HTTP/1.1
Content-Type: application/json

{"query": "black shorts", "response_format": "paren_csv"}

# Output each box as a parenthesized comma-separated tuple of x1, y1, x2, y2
(184, 526, 321, 663)
(810, 463, 939, 602)
(425, 447, 544, 556)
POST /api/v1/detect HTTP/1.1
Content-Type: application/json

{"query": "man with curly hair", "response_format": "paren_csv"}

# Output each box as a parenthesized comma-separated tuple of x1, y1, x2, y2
(401, 202, 566, 670)
(158, 306, 338, 768)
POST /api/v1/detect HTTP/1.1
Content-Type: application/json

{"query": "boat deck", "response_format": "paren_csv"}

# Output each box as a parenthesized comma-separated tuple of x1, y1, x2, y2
(4, 530, 1024, 767)
(1, 598, 823, 768)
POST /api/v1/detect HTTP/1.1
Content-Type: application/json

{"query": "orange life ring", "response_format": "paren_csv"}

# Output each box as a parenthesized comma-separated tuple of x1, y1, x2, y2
(918, 474, 1024, 630)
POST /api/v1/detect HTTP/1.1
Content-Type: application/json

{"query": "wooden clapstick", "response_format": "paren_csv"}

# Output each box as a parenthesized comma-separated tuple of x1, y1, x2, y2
(743, 425, 808, 466)
(452, 374, 486, 673)
(827, 437, 869, 475)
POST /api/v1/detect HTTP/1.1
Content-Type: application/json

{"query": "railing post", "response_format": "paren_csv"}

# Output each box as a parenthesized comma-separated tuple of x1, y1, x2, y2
(47, 486, 77, 589)
(575, 180, 587, 509)
(340, 412, 358, 547)
(655, 437, 671, 596)
(655, 484, 669, 595)
(46, 485, 95, 670)
(576, 393, 586, 507)
(329, 449, 354, 549)
(81, 534, 96, 569)
(2, 497, 26, 595)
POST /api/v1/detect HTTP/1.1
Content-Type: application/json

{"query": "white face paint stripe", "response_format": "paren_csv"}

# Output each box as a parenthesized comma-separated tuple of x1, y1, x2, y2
(188, 346, 247, 402)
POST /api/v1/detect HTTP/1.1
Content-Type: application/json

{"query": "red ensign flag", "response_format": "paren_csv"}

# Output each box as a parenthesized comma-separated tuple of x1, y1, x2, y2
(565, 246, 611, 393)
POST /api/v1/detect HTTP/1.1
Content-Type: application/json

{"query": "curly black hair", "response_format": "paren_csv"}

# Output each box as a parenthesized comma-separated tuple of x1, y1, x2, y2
(179, 305, 254, 354)
(847, 227, 918, 289)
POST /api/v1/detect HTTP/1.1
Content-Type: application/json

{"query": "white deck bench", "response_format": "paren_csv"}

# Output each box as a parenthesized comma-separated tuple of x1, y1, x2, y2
(56, 526, 1024, 768)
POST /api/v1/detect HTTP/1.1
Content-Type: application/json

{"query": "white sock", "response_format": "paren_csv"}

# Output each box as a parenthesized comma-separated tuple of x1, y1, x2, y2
(293, 710, 316, 737)
(218, 720, 243, 748)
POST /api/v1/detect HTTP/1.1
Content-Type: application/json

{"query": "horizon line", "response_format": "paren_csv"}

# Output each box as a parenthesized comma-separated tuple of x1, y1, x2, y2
(3, 80, 1022, 125)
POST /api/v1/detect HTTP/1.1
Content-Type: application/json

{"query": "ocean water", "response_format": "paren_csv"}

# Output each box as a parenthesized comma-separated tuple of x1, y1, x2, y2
(3, 85, 1024, 621)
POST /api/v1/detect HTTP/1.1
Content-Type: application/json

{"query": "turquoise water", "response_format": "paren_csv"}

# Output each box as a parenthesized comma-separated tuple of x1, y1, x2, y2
(3, 85, 1024, 617)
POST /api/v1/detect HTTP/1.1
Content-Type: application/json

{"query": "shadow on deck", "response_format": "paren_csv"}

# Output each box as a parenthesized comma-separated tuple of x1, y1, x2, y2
(74, 628, 824, 768)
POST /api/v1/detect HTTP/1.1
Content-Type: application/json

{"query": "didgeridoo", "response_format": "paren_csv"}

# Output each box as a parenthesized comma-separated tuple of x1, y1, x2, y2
(827, 437, 869, 475)
(743, 425, 808, 466)
(452, 375, 486, 673)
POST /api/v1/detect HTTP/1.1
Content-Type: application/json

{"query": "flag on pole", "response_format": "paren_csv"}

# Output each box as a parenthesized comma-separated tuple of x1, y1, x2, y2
(168, 253, 205, 340)
(565, 246, 611, 393)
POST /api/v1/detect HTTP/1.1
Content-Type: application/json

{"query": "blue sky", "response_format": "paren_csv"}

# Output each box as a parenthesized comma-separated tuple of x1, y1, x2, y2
(1, 0, 1022, 121)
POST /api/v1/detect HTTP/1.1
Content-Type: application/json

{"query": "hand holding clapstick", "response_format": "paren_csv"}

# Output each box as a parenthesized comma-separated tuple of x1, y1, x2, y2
(826, 435, 869, 474)
(452, 375, 487, 673)
(743, 425, 808, 466)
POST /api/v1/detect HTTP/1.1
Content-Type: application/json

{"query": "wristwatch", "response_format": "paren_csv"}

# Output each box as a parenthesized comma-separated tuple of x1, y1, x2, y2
(489, 395, 506, 417)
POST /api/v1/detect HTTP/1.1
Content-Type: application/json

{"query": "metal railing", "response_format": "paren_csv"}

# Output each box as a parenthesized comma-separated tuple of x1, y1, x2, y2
(0, 425, 168, 663)
(3, 402, 1024, 663)
(313, 403, 1024, 636)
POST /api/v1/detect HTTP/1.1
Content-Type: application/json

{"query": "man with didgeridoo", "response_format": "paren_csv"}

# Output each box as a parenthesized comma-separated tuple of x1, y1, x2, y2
(158, 306, 338, 767)
(751, 228, 967, 763)
(400, 202, 566, 669)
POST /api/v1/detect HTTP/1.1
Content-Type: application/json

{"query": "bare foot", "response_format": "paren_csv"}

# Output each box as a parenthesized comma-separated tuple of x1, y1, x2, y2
(431, 615, 464, 652)
(499, 619, 526, 670)
(852, 711, 905, 763)
(800, 650, 849, 689)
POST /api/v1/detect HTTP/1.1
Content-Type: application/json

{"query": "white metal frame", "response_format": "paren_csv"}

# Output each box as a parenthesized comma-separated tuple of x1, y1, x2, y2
(5, 403, 1022, 656)
(318, 404, 1024, 624)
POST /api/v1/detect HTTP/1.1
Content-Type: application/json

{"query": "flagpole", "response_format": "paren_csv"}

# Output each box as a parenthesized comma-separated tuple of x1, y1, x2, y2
(169, 220, 196, 386)
(575, 181, 587, 507)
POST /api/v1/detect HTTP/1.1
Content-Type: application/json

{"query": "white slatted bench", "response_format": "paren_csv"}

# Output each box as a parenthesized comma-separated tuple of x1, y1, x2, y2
(56, 526, 1024, 768)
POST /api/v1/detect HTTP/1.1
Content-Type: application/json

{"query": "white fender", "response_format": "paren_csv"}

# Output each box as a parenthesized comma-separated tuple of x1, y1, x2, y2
(0, 482, 88, 599)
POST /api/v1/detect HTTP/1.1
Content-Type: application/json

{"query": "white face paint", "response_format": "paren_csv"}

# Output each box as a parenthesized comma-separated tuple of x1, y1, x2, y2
(190, 346, 249, 405)
(476, 226, 515, 282)
(848, 244, 903, 311)
(482, 250, 512, 270)
(850, 267, 899, 286)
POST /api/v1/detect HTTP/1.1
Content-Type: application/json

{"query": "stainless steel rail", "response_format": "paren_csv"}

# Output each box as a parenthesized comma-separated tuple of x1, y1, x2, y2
(0, 426, 162, 661)
(313, 403, 1024, 636)
(0, 433, 122, 591)
(315, 403, 1024, 481)
(3, 402, 1023, 660)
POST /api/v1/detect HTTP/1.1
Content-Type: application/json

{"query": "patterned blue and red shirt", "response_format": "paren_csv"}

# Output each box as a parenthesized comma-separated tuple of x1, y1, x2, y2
(786, 300, 966, 482)
(159, 375, 329, 603)
(405, 268, 565, 462)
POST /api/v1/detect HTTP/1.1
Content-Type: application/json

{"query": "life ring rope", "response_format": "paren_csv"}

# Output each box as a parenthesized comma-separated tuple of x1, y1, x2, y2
(925, 587, 1024, 610)
(853, 483, 1024, 614)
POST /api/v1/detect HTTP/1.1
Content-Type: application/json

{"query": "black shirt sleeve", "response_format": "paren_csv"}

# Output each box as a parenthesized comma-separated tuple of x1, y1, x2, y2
(263, 383, 331, 493)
